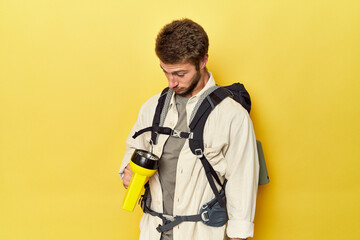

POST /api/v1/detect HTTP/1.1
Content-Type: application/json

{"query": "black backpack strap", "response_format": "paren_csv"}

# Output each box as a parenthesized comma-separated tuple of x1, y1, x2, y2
(188, 83, 254, 207)
(189, 87, 230, 153)
(140, 183, 203, 233)
(133, 126, 193, 141)
(188, 87, 232, 207)
(132, 126, 153, 139)
(199, 155, 225, 207)
(150, 87, 170, 144)
(156, 214, 203, 232)
(140, 179, 228, 232)
(132, 87, 195, 143)
(132, 87, 171, 144)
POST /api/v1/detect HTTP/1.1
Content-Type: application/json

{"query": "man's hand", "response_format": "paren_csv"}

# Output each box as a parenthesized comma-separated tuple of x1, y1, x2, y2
(123, 163, 133, 189)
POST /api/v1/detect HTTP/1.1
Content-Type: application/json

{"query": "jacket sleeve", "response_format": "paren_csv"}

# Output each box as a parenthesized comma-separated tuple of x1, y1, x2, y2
(224, 106, 259, 239)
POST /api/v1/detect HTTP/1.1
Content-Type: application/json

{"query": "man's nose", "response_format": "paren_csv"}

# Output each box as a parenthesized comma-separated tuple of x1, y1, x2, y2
(168, 76, 178, 89)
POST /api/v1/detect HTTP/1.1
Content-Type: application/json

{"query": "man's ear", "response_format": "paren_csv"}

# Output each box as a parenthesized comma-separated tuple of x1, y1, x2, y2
(200, 54, 209, 70)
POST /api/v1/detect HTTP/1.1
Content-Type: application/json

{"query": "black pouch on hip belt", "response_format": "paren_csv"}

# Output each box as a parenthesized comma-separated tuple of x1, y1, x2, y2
(199, 184, 228, 227)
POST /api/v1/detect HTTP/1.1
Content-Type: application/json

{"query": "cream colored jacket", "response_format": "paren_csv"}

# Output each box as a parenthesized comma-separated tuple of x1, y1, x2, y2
(119, 73, 259, 239)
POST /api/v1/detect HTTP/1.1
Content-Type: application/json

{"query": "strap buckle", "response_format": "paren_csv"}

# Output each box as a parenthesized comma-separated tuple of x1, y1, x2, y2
(171, 129, 194, 139)
(171, 129, 182, 138)
(162, 214, 175, 222)
(201, 211, 209, 222)
(195, 148, 203, 158)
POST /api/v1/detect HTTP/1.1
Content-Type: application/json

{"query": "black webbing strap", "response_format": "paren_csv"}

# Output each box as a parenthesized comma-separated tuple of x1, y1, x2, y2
(132, 87, 194, 142)
(133, 126, 172, 139)
(199, 156, 222, 187)
(188, 88, 231, 207)
(189, 89, 226, 131)
(150, 87, 170, 145)
(140, 182, 204, 233)
(131, 86, 170, 141)
(133, 126, 193, 140)
(132, 126, 153, 139)
(156, 214, 203, 232)
(131, 88, 170, 142)
(189, 88, 231, 153)
(142, 197, 203, 233)
(199, 155, 225, 207)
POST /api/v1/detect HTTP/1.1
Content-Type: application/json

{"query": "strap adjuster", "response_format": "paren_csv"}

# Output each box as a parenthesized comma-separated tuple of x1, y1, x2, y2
(195, 148, 203, 158)
(188, 132, 194, 139)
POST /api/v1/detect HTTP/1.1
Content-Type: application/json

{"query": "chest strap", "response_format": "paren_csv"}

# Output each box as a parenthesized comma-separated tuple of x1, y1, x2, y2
(132, 126, 193, 140)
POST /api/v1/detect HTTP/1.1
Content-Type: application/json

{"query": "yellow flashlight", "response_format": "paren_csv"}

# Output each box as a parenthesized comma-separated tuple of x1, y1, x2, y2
(122, 149, 160, 212)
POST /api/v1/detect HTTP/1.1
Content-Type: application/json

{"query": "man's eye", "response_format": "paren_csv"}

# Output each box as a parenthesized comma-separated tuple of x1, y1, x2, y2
(176, 74, 185, 77)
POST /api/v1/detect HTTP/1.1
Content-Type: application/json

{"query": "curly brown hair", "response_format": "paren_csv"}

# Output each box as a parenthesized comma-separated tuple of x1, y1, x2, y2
(155, 18, 209, 70)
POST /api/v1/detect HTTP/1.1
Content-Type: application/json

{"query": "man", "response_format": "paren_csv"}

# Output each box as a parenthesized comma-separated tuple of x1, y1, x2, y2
(119, 18, 259, 240)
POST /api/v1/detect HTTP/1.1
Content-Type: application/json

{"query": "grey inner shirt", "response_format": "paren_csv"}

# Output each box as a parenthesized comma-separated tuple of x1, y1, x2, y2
(159, 94, 189, 240)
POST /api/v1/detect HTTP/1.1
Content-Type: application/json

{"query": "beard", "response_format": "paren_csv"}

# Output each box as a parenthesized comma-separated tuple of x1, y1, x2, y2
(176, 70, 202, 97)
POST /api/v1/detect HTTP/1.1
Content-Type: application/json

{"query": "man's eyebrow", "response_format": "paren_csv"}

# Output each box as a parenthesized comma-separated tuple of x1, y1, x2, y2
(160, 65, 167, 73)
(160, 65, 188, 74)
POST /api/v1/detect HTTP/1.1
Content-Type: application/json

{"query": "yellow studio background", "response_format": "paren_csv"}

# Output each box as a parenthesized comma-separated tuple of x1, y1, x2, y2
(0, 0, 359, 239)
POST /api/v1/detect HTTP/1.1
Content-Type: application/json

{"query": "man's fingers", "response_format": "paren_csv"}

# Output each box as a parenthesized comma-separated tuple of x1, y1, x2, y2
(123, 164, 133, 189)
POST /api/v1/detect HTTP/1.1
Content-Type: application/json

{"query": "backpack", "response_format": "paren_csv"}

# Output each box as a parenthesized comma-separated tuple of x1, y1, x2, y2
(132, 83, 269, 232)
